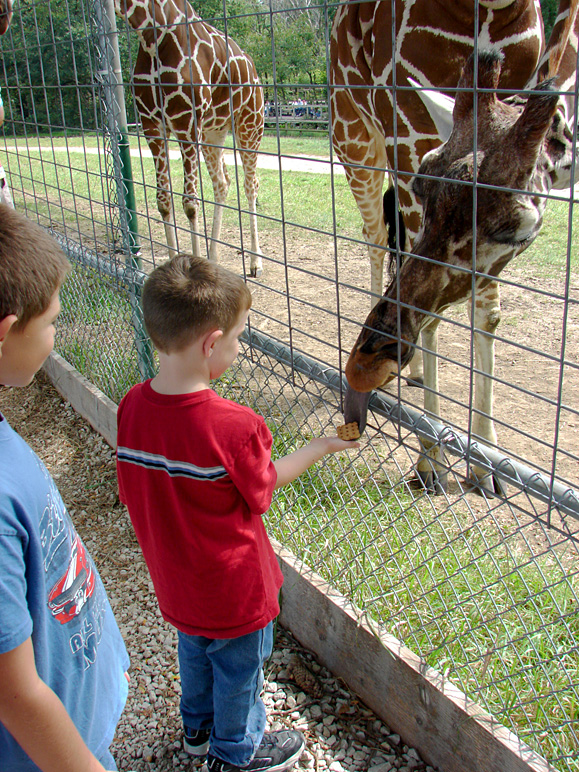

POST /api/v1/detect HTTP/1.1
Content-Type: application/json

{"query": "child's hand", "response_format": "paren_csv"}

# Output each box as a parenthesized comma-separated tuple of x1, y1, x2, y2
(308, 436, 360, 455)
(274, 434, 360, 489)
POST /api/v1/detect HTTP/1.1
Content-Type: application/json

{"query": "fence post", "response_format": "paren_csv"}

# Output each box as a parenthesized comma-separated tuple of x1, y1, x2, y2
(91, 0, 155, 380)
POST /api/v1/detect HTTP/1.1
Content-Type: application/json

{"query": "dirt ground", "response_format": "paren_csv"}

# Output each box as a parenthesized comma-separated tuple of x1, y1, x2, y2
(40, 184, 579, 492)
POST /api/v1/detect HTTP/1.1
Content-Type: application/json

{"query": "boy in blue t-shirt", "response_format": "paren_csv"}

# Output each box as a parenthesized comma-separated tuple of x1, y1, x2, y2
(0, 204, 129, 771)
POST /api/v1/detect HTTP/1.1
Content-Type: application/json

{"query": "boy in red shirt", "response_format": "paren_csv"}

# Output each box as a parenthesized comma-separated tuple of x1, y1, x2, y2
(116, 255, 358, 772)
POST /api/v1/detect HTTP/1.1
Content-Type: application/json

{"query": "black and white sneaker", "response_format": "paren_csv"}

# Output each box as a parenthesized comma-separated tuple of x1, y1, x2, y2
(206, 730, 305, 772)
(183, 726, 211, 763)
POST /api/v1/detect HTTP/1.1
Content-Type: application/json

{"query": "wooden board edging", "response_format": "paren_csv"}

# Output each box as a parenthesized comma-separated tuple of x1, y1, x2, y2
(43, 352, 554, 772)
(43, 352, 118, 448)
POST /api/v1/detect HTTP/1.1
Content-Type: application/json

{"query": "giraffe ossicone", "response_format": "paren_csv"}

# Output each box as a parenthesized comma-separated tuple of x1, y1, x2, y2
(114, 0, 264, 277)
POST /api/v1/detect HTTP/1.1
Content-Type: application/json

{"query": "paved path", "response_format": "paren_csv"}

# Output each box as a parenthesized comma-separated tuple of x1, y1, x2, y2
(3, 142, 346, 175)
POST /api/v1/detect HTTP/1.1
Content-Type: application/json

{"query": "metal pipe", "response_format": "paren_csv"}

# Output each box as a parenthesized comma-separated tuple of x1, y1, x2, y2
(241, 327, 579, 522)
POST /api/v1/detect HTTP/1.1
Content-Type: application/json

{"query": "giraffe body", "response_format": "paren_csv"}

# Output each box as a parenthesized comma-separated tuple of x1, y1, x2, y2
(330, 0, 545, 300)
(116, 0, 264, 276)
(344, 2, 579, 493)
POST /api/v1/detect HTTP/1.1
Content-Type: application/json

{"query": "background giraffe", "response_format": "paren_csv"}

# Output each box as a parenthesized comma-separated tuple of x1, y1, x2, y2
(343, 2, 579, 493)
(114, 0, 264, 277)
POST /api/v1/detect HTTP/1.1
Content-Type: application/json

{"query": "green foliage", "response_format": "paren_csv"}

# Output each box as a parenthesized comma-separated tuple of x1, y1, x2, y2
(540, 0, 560, 39)
(1, 0, 98, 134)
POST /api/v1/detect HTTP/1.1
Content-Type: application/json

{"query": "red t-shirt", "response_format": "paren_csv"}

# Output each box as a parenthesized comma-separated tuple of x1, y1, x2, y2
(116, 382, 283, 638)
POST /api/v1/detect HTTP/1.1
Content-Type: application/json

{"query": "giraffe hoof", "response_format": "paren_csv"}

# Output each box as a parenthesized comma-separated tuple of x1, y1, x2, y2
(405, 376, 424, 388)
(249, 266, 263, 278)
(468, 473, 507, 499)
(414, 468, 447, 494)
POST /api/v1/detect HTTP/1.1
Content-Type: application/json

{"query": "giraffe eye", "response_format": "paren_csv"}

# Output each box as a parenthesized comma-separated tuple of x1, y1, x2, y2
(412, 176, 425, 200)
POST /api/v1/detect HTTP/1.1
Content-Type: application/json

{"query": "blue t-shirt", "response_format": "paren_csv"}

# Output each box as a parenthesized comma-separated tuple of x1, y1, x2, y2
(0, 414, 129, 770)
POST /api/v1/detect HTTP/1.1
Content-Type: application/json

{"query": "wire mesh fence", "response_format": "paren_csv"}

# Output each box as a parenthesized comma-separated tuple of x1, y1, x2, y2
(0, 0, 578, 770)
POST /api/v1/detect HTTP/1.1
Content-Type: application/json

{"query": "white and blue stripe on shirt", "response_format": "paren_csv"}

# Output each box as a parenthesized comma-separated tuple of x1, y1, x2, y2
(117, 447, 229, 481)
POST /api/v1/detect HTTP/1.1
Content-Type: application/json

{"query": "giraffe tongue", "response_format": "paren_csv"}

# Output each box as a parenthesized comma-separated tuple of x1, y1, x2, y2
(343, 386, 371, 435)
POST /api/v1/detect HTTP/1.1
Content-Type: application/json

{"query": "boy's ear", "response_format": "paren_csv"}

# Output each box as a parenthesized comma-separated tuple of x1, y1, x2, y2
(202, 328, 223, 358)
(0, 315, 18, 352)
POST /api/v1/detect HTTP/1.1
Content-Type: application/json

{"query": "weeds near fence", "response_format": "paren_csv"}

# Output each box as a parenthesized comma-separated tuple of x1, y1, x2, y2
(58, 266, 145, 403)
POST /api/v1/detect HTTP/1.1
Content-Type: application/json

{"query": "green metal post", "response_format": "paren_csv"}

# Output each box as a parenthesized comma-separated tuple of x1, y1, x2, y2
(97, 0, 155, 379)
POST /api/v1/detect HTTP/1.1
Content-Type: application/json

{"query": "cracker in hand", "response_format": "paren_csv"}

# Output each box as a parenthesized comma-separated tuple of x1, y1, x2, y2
(337, 422, 360, 441)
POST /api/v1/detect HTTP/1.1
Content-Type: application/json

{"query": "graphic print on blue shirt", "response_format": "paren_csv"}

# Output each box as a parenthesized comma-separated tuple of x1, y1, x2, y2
(34, 451, 104, 669)
(0, 415, 130, 769)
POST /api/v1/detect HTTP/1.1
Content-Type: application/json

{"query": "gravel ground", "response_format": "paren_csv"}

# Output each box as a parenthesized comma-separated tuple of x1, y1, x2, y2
(0, 373, 437, 772)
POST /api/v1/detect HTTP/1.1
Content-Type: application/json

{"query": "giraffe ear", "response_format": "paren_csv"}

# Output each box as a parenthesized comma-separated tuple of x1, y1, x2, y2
(408, 78, 454, 142)
(509, 84, 560, 172)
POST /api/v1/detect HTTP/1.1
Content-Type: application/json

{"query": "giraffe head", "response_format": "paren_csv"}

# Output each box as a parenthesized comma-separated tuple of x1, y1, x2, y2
(344, 50, 566, 431)
(0, 0, 12, 36)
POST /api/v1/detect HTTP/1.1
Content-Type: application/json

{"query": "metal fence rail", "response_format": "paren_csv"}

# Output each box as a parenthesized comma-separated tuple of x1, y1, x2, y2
(0, 1, 578, 770)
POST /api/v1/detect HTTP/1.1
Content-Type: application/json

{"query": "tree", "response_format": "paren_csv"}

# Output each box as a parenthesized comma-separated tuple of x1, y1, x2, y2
(540, 0, 559, 39)
(1, 0, 98, 134)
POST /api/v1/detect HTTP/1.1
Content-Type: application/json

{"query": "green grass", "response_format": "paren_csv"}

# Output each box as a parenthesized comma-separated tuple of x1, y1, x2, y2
(57, 265, 147, 402)
(4, 133, 363, 247)
(524, 199, 579, 273)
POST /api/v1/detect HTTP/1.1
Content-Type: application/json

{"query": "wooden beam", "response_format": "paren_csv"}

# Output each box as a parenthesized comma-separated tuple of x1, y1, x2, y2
(43, 352, 118, 448)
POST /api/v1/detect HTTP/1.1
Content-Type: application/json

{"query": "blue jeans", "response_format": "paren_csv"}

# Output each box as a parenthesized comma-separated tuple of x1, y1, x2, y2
(178, 622, 273, 766)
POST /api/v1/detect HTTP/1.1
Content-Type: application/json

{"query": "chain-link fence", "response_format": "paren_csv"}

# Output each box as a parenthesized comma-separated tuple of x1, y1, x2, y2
(0, 0, 578, 770)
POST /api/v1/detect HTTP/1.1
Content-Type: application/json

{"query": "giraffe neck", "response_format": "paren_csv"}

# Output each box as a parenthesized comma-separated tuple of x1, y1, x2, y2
(121, 0, 199, 35)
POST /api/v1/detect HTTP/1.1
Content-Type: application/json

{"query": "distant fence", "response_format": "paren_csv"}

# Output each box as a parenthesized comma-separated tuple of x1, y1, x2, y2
(264, 100, 329, 131)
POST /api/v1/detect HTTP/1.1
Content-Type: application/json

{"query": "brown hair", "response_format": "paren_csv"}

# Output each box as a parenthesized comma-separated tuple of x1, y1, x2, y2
(142, 254, 252, 353)
(0, 205, 70, 330)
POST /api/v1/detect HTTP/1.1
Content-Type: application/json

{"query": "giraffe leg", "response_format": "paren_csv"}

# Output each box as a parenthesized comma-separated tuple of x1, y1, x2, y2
(178, 136, 202, 258)
(144, 127, 179, 257)
(406, 348, 425, 387)
(340, 162, 388, 303)
(469, 282, 506, 496)
(415, 320, 447, 493)
(202, 137, 231, 263)
(238, 148, 263, 278)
